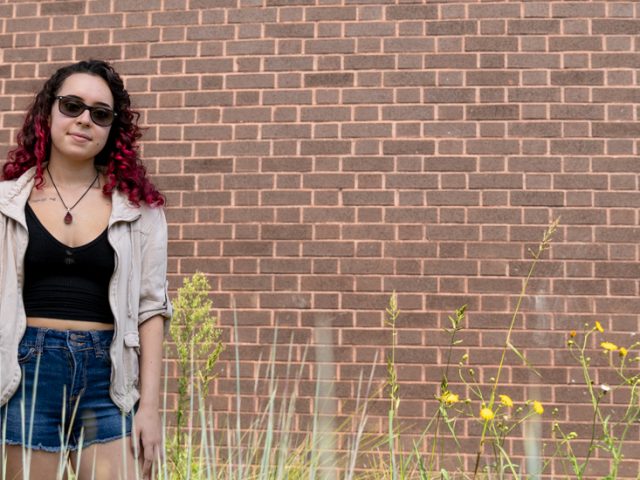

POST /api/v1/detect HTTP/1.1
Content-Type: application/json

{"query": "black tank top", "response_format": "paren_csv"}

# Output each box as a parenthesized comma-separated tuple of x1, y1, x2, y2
(22, 203, 115, 323)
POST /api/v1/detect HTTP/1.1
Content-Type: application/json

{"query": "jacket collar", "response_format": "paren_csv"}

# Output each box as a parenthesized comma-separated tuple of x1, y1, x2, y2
(0, 167, 36, 227)
(0, 165, 142, 226)
(110, 186, 142, 224)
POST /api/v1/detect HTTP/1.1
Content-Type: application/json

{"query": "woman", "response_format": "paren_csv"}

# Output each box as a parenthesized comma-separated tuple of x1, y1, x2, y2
(0, 60, 171, 479)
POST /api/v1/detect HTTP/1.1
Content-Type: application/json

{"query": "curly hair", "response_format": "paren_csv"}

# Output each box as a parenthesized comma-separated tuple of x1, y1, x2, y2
(2, 59, 164, 207)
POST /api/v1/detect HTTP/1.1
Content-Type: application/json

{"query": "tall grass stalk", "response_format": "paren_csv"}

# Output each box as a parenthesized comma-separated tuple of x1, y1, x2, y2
(385, 292, 400, 480)
(471, 218, 558, 478)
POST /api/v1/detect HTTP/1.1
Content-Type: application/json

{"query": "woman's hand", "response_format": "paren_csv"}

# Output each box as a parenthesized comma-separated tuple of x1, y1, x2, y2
(134, 315, 165, 478)
(133, 404, 163, 479)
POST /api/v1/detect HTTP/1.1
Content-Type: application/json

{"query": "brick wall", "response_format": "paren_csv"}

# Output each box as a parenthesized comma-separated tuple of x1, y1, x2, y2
(1, 1, 640, 476)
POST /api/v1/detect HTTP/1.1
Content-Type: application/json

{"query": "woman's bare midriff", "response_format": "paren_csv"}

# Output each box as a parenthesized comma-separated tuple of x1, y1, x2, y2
(27, 317, 114, 331)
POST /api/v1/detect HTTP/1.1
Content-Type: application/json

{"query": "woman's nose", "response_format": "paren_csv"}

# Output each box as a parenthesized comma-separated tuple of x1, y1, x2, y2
(75, 108, 92, 125)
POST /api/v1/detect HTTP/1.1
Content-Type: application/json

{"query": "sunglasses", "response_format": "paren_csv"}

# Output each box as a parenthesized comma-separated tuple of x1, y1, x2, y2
(55, 95, 117, 127)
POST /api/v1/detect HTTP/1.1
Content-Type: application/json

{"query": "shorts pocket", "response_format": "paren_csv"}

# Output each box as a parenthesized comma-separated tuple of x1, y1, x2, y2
(17, 344, 36, 364)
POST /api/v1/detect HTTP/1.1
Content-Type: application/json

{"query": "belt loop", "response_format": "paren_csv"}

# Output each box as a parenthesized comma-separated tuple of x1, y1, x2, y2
(35, 328, 47, 355)
(89, 330, 105, 357)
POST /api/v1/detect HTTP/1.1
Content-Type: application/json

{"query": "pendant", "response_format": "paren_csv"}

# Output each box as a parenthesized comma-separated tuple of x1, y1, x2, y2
(64, 212, 73, 224)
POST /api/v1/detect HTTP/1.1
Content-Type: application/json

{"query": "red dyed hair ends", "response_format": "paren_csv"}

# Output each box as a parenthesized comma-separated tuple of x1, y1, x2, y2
(3, 59, 164, 207)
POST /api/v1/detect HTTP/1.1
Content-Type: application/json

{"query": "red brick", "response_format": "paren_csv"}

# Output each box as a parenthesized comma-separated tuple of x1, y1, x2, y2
(466, 71, 519, 86)
(341, 123, 392, 139)
(227, 7, 276, 23)
(4, 49, 48, 63)
(424, 87, 476, 103)
(593, 88, 640, 103)
(300, 141, 351, 156)
(382, 140, 434, 155)
(554, 280, 607, 296)
(508, 88, 561, 102)
(302, 208, 355, 223)
(551, 71, 604, 86)
(305, 7, 356, 21)
(550, 104, 604, 120)
(593, 19, 640, 34)
(265, 23, 314, 38)
(384, 71, 435, 87)
(114, 27, 161, 43)
(384, 38, 435, 53)
(386, 5, 437, 20)
(509, 122, 561, 138)
(6, 17, 50, 33)
(468, 4, 520, 19)
(425, 20, 476, 36)
(593, 122, 640, 138)
(382, 106, 434, 120)
(549, 36, 603, 52)
(508, 19, 560, 34)
(427, 225, 479, 241)
(596, 263, 640, 278)
(424, 122, 475, 138)
(508, 53, 561, 69)
(305, 39, 355, 54)
(467, 140, 519, 155)
(304, 73, 354, 88)
(466, 104, 518, 120)
(550, 140, 605, 155)
(465, 36, 518, 52)
(595, 192, 640, 208)
(345, 22, 394, 38)
(303, 241, 354, 257)
(511, 191, 564, 207)
(114, 0, 160, 10)
(226, 40, 275, 56)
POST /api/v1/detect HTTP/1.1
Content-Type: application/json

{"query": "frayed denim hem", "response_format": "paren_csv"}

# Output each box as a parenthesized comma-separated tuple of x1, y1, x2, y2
(2, 432, 131, 452)
(2, 438, 66, 453)
(79, 431, 132, 450)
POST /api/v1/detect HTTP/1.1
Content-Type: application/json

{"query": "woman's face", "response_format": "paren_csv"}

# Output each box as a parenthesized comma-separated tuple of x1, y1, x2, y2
(48, 73, 114, 165)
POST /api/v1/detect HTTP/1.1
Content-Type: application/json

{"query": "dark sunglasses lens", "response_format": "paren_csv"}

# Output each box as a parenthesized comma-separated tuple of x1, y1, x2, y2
(59, 98, 84, 117)
(58, 98, 114, 126)
(90, 108, 114, 126)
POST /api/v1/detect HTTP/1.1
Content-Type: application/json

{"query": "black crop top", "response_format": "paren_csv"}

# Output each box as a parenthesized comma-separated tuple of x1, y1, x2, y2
(22, 203, 115, 323)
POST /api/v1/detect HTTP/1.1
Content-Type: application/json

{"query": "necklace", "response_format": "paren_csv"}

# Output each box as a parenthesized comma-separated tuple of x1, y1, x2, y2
(46, 165, 100, 225)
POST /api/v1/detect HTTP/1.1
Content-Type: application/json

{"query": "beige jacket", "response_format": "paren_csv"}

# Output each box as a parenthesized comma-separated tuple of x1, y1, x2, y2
(0, 167, 172, 412)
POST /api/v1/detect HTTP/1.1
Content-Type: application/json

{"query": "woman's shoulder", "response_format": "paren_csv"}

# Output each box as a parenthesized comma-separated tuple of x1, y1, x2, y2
(0, 177, 20, 192)
(117, 196, 166, 236)
(0, 175, 29, 203)
(137, 202, 166, 226)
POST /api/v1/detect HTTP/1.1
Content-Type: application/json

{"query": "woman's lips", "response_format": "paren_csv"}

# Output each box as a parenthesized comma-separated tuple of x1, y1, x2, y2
(69, 132, 92, 142)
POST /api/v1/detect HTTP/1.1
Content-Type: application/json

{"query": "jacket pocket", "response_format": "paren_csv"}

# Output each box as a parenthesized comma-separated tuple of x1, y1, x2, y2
(124, 331, 141, 354)
(123, 331, 140, 388)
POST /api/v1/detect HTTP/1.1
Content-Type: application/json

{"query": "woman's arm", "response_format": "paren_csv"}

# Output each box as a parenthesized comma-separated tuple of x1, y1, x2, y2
(133, 314, 165, 478)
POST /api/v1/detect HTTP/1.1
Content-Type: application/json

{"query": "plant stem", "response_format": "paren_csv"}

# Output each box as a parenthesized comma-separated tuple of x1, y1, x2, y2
(472, 219, 558, 478)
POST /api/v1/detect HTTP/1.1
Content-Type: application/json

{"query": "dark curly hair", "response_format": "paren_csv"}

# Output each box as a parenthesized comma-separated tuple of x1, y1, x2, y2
(2, 59, 164, 206)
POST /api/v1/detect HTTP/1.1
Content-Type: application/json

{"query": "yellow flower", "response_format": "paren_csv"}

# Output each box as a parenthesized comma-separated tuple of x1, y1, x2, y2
(499, 394, 514, 408)
(600, 341, 618, 352)
(480, 407, 495, 421)
(441, 392, 460, 405)
(595, 321, 604, 333)
(619, 347, 628, 358)
(569, 330, 576, 338)
(533, 401, 544, 415)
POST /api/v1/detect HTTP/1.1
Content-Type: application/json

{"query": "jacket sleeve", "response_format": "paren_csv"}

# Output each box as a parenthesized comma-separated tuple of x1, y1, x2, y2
(138, 206, 172, 331)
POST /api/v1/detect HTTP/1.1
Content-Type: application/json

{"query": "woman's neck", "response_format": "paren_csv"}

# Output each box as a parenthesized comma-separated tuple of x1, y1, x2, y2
(46, 159, 98, 187)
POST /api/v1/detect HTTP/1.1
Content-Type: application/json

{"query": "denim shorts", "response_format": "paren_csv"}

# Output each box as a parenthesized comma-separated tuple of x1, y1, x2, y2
(2, 327, 133, 452)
